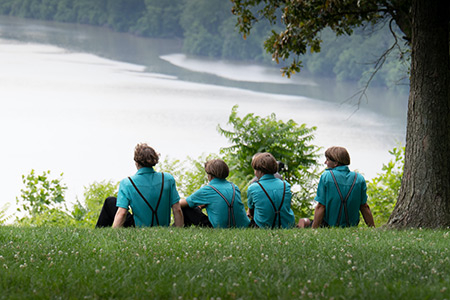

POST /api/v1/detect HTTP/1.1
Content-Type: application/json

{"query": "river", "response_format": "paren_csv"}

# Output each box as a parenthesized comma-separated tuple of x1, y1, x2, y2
(0, 16, 407, 216)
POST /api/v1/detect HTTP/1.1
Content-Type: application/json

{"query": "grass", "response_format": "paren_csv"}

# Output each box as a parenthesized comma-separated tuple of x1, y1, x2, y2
(0, 227, 449, 300)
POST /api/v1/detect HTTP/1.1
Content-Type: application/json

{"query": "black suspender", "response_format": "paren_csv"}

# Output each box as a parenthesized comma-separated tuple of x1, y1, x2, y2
(128, 172, 165, 227)
(208, 183, 236, 228)
(257, 181, 286, 229)
(329, 171, 357, 227)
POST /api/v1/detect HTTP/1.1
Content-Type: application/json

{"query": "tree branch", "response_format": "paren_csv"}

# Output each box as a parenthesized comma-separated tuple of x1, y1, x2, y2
(346, 17, 402, 116)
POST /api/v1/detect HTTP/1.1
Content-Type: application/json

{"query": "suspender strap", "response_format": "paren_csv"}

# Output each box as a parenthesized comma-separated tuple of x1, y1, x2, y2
(329, 171, 357, 227)
(257, 181, 286, 229)
(208, 183, 236, 228)
(128, 172, 165, 226)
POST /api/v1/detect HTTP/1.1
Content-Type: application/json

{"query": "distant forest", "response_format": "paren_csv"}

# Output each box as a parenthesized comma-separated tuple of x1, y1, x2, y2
(0, 0, 409, 89)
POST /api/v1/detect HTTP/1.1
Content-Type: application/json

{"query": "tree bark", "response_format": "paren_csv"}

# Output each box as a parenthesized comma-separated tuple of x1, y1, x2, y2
(388, 0, 450, 228)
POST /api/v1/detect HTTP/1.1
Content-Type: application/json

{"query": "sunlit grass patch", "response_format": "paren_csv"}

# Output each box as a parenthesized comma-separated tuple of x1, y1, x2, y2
(0, 227, 449, 299)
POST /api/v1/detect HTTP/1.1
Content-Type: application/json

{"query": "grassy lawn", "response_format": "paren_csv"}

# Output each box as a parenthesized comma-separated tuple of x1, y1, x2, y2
(0, 226, 449, 299)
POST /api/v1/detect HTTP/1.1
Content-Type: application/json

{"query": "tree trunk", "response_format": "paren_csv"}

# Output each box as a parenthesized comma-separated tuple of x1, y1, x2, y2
(388, 0, 450, 228)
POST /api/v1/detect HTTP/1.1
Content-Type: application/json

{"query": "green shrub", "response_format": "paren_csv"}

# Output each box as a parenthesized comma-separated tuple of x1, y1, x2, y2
(0, 203, 11, 225)
(157, 154, 220, 198)
(15, 169, 71, 226)
(367, 146, 404, 226)
(16, 170, 66, 215)
(218, 105, 320, 218)
(71, 180, 120, 227)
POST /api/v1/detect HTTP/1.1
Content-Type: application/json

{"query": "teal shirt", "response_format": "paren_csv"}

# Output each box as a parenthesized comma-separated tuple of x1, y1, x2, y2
(247, 174, 295, 229)
(186, 178, 250, 228)
(117, 167, 180, 227)
(315, 165, 367, 227)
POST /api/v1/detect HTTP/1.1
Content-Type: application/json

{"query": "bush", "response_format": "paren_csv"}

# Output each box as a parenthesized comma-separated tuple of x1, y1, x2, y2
(0, 203, 11, 225)
(218, 105, 320, 218)
(367, 146, 404, 226)
(156, 154, 219, 199)
(15, 169, 71, 226)
(16, 170, 66, 214)
(71, 180, 120, 227)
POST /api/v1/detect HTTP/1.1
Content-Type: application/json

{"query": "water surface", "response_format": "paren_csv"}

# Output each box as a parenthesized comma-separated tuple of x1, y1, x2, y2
(0, 16, 407, 215)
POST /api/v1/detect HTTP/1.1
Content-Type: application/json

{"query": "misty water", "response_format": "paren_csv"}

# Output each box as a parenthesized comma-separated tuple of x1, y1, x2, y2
(0, 16, 407, 215)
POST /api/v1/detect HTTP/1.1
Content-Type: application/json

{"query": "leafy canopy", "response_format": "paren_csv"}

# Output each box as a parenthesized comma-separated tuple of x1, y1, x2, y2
(231, 0, 411, 77)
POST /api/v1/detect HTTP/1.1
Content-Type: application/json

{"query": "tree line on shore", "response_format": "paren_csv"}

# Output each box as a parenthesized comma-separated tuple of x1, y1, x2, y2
(0, 0, 408, 89)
